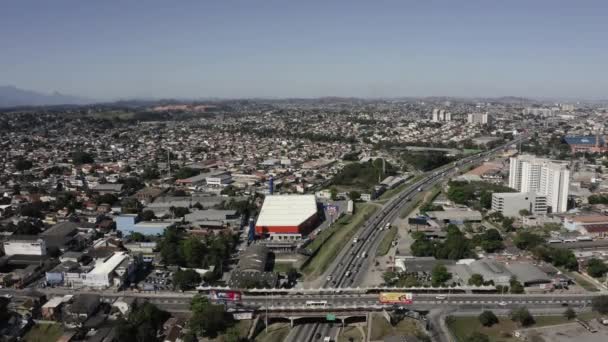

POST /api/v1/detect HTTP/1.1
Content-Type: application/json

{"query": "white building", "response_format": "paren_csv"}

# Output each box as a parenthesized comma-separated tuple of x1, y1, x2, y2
(508, 155, 570, 213)
(467, 112, 489, 125)
(491, 192, 547, 217)
(205, 171, 232, 186)
(83, 252, 129, 287)
(432, 109, 451, 122)
(3, 237, 47, 256)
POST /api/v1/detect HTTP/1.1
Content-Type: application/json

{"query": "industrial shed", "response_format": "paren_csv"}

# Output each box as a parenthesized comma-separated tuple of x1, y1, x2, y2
(255, 195, 319, 237)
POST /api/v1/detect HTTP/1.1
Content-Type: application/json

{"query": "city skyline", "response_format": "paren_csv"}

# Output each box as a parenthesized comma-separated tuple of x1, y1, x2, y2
(2, 0, 608, 100)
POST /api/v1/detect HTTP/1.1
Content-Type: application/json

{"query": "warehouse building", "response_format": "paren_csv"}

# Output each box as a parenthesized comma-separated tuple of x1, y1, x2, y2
(2, 236, 47, 256)
(255, 194, 319, 240)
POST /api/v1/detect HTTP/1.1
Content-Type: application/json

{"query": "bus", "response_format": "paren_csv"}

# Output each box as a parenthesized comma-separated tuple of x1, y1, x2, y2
(306, 300, 329, 308)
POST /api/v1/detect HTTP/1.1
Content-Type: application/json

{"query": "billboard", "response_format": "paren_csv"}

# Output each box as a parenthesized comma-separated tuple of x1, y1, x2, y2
(233, 312, 253, 320)
(379, 292, 414, 304)
(210, 290, 242, 302)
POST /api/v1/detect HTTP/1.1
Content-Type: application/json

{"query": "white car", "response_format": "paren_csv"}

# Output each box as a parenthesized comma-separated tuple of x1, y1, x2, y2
(498, 301, 507, 306)
(435, 295, 446, 300)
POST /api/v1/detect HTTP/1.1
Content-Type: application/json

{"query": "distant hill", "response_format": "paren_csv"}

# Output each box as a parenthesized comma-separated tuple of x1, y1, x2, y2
(0, 85, 93, 108)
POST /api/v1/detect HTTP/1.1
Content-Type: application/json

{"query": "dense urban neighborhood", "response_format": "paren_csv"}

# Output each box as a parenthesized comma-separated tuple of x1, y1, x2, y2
(1, 98, 608, 341)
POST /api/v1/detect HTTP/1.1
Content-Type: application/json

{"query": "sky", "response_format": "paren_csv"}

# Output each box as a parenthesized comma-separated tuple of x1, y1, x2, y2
(1, 0, 607, 100)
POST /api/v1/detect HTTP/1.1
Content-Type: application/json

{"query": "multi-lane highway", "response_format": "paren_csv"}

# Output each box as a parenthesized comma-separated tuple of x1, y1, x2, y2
(292, 135, 528, 340)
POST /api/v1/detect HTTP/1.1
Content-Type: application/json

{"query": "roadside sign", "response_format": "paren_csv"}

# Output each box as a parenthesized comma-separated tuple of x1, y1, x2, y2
(326, 314, 336, 321)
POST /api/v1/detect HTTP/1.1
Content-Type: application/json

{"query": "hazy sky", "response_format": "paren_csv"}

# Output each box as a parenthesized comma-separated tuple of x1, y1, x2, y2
(1, 0, 607, 100)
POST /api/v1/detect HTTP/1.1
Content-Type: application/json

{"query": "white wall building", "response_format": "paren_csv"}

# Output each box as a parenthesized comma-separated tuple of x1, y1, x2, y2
(508, 155, 570, 213)
(491, 192, 547, 217)
(83, 252, 128, 287)
(432, 109, 451, 122)
(467, 112, 489, 125)
(3, 238, 47, 256)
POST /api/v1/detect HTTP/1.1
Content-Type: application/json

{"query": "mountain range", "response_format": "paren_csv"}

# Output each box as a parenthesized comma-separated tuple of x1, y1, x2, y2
(0, 85, 93, 108)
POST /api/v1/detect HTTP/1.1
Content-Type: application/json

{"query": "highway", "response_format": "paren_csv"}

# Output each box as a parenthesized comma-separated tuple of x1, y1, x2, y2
(328, 135, 529, 291)
(293, 135, 528, 340)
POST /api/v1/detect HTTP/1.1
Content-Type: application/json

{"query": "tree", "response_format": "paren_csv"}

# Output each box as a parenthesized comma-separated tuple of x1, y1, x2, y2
(142, 167, 160, 180)
(468, 274, 485, 287)
(586, 258, 608, 278)
(140, 210, 156, 221)
(592, 295, 608, 314)
(330, 187, 338, 201)
(14, 158, 33, 171)
(348, 191, 361, 201)
(513, 232, 544, 250)
(221, 185, 237, 196)
(116, 302, 170, 342)
(478, 310, 498, 327)
(465, 332, 490, 342)
(431, 264, 452, 286)
(174, 167, 199, 180)
(189, 295, 232, 337)
(173, 269, 202, 291)
(122, 197, 142, 214)
(171, 206, 190, 218)
(129, 232, 147, 242)
(519, 209, 531, 216)
(510, 307, 535, 326)
(564, 307, 576, 320)
(96, 193, 119, 205)
(509, 276, 525, 294)
(502, 216, 515, 231)
(71, 151, 95, 164)
(287, 267, 299, 284)
(181, 237, 207, 268)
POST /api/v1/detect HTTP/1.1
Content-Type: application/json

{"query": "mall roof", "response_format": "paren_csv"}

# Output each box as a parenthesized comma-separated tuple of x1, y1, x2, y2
(255, 195, 317, 227)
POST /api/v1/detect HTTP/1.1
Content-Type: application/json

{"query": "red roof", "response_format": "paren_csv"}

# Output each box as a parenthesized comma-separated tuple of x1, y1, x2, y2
(582, 224, 608, 233)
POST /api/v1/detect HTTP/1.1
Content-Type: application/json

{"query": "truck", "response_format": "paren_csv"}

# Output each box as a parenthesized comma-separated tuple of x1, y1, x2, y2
(576, 236, 593, 241)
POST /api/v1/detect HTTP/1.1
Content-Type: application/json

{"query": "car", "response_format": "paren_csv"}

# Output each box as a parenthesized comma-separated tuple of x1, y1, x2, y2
(435, 295, 446, 300)
(315, 332, 322, 339)
(326, 275, 332, 281)
(323, 337, 331, 342)
(498, 301, 507, 306)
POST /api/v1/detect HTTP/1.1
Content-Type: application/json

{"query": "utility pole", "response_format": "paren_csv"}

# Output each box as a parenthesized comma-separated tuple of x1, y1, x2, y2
(167, 150, 171, 178)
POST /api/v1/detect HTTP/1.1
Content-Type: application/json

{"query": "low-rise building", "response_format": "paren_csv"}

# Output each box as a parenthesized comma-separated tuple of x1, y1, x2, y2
(491, 192, 547, 217)
(2, 236, 47, 256)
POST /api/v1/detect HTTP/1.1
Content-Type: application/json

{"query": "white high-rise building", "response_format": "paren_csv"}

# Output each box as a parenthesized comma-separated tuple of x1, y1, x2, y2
(508, 155, 570, 213)
(432, 109, 451, 122)
(467, 112, 489, 125)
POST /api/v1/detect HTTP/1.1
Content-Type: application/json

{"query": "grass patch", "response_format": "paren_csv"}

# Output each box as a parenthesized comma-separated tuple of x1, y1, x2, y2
(24, 323, 63, 342)
(399, 197, 421, 219)
(272, 262, 294, 274)
(301, 203, 378, 279)
(447, 313, 599, 342)
(377, 175, 424, 202)
(376, 225, 398, 256)
(254, 323, 290, 342)
(370, 314, 424, 340)
(338, 326, 365, 342)
(568, 271, 600, 292)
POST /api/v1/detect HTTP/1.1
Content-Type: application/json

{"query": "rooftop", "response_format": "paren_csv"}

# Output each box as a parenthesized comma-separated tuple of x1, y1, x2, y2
(255, 194, 317, 227)
(88, 252, 128, 275)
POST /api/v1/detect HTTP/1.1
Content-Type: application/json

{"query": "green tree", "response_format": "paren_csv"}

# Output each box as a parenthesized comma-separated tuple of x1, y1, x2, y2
(513, 231, 544, 250)
(173, 269, 202, 291)
(509, 276, 525, 294)
(129, 232, 147, 242)
(180, 237, 207, 268)
(519, 209, 531, 216)
(116, 302, 170, 342)
(502, 216, 515, 231)
(140, 210, 156, 221)
(468, 274, 485, 286)
(564, 307, 576, 320)
(592, 295, 608, 314)
(14, 158, 33, 171)
(431, 264, 452, 287)
(71, 151, 95, 164)
(122, 197, 143, 214)
(171, 206, 190, 218)
(174, 167, 199, 179)
(348, 191, 361, 201)
(330, 187, 338, 201)
(586, 258, 608, 278)
(189, 295, 232, 337)
(478, 310, 498, 327)
(96, 193, 119, 205)
(142, 167, 160, 180)
(510, 307, 534, 326)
